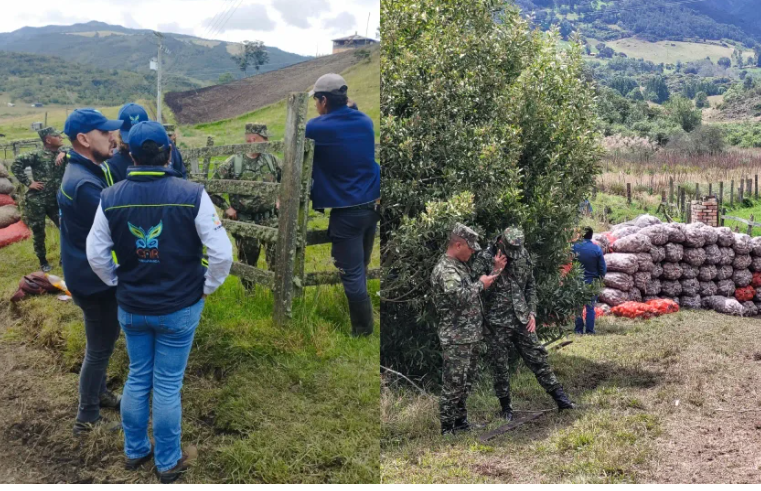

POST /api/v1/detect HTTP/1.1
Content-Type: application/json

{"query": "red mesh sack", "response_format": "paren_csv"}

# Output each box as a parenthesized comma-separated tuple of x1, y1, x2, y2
(0, 221, 31, 248)
(581, 306, 607, 321)
(0, 194, 15, 206)
(735, 286, 756, 302)
(752, 272, 761, 288)
(610, 301, 659, 319)
(645, 298, 680, 315)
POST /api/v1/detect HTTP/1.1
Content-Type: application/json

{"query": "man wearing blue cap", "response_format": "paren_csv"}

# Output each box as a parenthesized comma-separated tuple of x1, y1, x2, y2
(57, 108, 124, 435)
(86, 121, 233, 482)
(108, 103, 150, 183)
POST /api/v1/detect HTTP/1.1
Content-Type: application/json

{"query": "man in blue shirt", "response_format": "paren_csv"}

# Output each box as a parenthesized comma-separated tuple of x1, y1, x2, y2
(571, 227, 607, 335)
(306, 73, 380, 336)
(57, 108, 124, 435)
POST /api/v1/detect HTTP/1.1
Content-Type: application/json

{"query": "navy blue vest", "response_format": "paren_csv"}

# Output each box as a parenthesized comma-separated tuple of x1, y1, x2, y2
(100, 166, 205, 315)
(58, 151, 115, 298)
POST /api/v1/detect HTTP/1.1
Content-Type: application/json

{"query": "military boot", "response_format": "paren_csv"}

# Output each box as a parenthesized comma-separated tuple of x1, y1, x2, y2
(453, 416, 471, 433)
(100, 390, 122, 410)
(348, 298, 374, 337)
(40, 261, 52, 273)
(441, 421, 456, 436)
(550, 387, 576, 411)
(499, 395, 514, 422)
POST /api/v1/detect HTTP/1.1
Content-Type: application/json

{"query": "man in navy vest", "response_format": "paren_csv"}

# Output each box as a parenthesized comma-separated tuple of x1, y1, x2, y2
(57, 108, 124, 435)
(86, 121, 233, 483)
(107, 103, 151, 184)
(306, 73, 380, 337)
(572, 227, 607, 335)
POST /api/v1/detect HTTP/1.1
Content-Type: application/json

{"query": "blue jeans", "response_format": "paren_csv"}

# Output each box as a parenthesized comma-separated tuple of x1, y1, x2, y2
(118, 298, 204, 472)
(329, 206, 379, 303)
(575, 296, 597, 334)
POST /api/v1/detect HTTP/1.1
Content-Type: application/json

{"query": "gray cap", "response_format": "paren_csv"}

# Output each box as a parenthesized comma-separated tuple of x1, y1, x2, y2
(309, 73, 348, 96)
(452, 223, 481, 251)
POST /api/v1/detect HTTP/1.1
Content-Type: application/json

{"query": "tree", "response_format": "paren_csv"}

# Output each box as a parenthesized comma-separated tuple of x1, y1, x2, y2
(694, 91, 709, 109)
(609, 76, 638, 97)
(732, 47, 744, 68)
(230, 40, 269, 76)
(627, 87, 644, 101)
(644, 76, 670, 104)
(756, 46, 761, 67)
(667, 96, 702, 132)
(718, 57, 732, 69)
(744, 76, 755, 90)
(218, 72, 234, 84)
(381, 0, 600, 376)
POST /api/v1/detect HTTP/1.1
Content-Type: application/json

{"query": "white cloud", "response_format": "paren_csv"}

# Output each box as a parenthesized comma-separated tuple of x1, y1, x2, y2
(271, 0, 330, 29)
(323, 12, 357, 35)
(157, 22, 196, 36)
(201, 4, 276, 33)
(122, 12, 142, 29)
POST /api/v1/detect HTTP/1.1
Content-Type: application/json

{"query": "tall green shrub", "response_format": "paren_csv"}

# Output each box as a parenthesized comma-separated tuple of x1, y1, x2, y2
(381, 0, 601, 378)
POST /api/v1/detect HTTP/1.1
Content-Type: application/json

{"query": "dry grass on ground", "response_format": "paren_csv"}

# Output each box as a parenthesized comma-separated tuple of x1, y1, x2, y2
(381, 312, 761, 483)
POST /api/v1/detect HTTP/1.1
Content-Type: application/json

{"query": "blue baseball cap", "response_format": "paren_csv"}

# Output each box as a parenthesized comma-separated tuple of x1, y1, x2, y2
(128, 121, 171, 161)
(63, 108, 123, 140)
(117, 103, 150, 140)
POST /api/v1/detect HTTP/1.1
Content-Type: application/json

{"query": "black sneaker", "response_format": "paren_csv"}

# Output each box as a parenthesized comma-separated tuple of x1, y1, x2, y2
(453, 417, 472, 432)
(499, 396, 514, 422)
(40, 262, 52, 273)
(100, 390, 122, 410)
(126, 450, 154, 471)
(72, 416, 121, 437)
(155, 445, 197, 484)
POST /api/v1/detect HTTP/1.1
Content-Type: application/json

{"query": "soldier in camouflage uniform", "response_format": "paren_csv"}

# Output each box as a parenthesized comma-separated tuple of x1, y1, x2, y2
(472, 227, 575, 421)
(210, 123, 281, 289)
(11, 127, 68, 271)
(430, 223, 505, 435)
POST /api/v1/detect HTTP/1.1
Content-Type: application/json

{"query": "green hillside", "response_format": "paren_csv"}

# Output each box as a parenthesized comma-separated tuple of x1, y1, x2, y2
(0, 21, 311, 83)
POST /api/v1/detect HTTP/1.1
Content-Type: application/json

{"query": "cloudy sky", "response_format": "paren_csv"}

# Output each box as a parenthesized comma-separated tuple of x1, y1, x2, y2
(0, 0, 380, 56)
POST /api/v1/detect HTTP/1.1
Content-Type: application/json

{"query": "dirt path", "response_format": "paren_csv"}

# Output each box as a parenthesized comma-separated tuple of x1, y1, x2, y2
(0, 316, 153, 483)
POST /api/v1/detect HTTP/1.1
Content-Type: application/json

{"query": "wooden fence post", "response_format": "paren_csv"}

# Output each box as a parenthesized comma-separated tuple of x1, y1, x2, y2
(708, 183, 712, 198)
(748, 215, 755, 236)
(756, 174, 759, 200)
(273, 92, 309, 325)
(748, 179, 753, 199)
(695, 183, 700, 201)
(721, 208, 726, 227)
(731, 180, 734, 206)
(293, 140, 315, 299)
(627, 183, 631, 205)
(669, 177, 674, 205)
(739, 180, 744, 203)
(719, 181, 724, 208)
(680, 188, 686, 221)
(44, 112, 47, 126)
(202, 136, 214, 177)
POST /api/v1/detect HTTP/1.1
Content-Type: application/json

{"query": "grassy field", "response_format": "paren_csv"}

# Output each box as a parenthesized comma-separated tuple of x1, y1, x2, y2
(603, 38, 735, 65)
(382, 311, 761, 483)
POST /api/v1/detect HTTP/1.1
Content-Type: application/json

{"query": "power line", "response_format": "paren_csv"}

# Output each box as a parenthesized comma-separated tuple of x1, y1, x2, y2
(201, 0, 235, 39)
(207, 0, 244, 39)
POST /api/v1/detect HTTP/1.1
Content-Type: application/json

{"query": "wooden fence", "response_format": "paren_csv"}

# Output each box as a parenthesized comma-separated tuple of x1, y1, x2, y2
(183, 92, 380, 324)
(0, 138, 41, 162)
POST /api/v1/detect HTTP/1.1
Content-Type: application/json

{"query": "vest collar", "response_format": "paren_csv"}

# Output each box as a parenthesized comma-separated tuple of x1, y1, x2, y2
(126, 165, 181, 182)
(68, 150, 114, 186)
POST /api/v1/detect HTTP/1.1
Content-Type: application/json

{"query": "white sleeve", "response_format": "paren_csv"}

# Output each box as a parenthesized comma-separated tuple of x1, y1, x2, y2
(195, 190, 233, 295)
(86, 201, 118, 287)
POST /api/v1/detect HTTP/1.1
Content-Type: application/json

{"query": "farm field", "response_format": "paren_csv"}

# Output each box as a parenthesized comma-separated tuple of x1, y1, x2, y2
(381, 311, 761, 483)
(603, 38, 735, 64)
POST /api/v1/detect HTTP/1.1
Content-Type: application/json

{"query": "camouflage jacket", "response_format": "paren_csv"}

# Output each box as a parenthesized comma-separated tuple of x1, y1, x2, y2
(430, 254, 484, 345)
(472, 245, 537, 326)
(11, 147, 69, 195)
(210, 152, 281, 219)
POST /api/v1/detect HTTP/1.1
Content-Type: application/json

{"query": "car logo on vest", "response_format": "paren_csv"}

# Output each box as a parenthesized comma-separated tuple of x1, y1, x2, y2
(128, 221, 163, 263)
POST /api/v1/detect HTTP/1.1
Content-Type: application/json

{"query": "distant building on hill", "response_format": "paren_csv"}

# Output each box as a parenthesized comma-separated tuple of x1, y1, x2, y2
(332, 33, 378, 54)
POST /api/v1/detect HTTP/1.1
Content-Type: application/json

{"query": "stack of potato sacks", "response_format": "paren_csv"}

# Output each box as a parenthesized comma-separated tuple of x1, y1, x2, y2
(0, 162, 31, 248)
(595, 214, 761, 317)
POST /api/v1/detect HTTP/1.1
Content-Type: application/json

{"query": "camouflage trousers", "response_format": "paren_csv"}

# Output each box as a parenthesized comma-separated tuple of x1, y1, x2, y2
(233, 214, 277, 290)
(440, 342, 480, 426)
(484, 313, 561, 399)
(23, 190, 60, 263)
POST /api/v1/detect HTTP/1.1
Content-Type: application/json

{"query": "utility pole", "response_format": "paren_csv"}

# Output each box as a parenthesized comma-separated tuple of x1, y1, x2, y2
(154, 31, 164, 123)
(366, 12, 370, 39)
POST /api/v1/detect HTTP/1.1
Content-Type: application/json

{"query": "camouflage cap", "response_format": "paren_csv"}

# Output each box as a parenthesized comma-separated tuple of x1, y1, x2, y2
(500, 227, 525, 248)
(452, 223, 481, 251)
(38, 127, 62, 141)
(162, 124, 175, 134)
(245, 123, 269, 138)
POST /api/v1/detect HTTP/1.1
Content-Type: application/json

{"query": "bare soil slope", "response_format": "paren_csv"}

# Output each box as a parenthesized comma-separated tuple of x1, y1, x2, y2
(165, 48, 373, 124)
